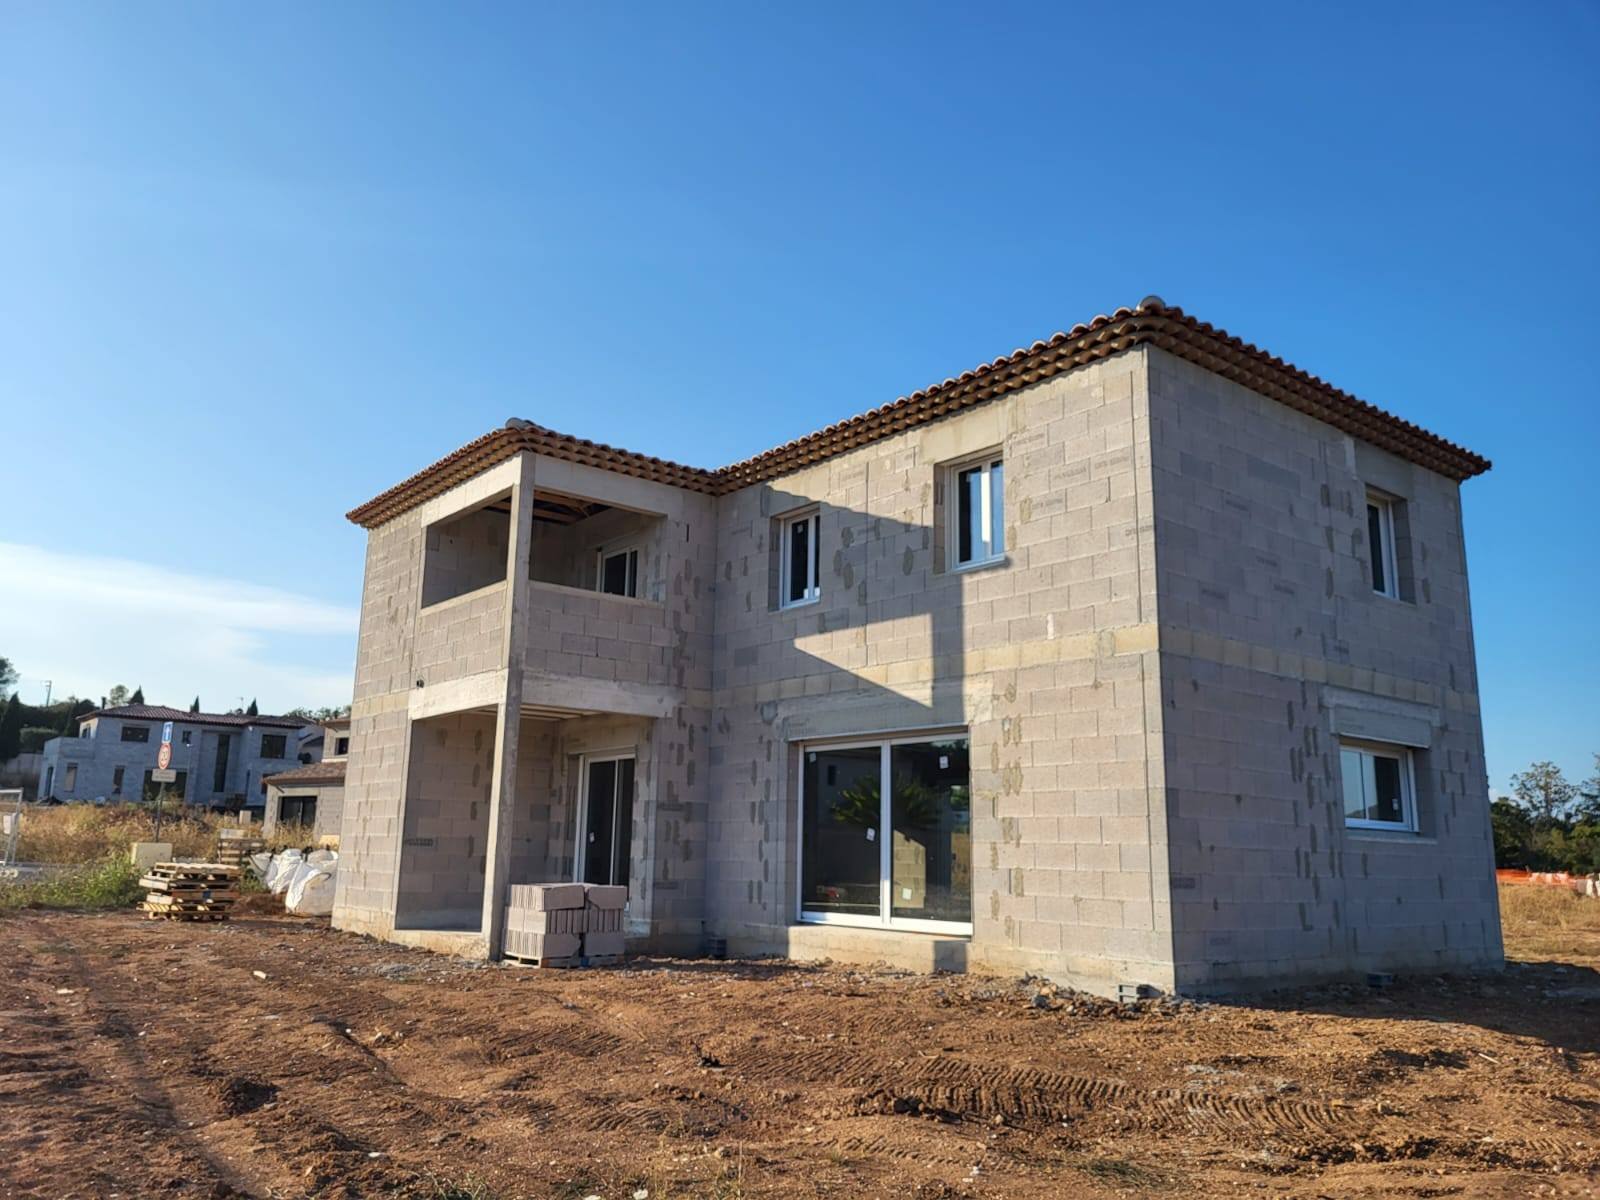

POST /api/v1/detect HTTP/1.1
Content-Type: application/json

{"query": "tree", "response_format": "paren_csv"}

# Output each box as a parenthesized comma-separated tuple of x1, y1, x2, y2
(1489, 797, 1533, 868)
(246, 698, 259, 717)
(0, 656, 17, 701)
(1577, 753, 1600, 824)
(284, 704, 352, 721)
(129, 685, 145, 705)
(60, 699, 93, 735)
(0, 695, 22, 761)
(108, 684, 130, 708)
(190, 696, 201, 713)
(1510, 761, 1578, 828)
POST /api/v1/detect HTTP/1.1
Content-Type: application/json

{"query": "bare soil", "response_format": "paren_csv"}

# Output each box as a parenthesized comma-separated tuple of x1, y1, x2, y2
(1, 901, 1597, 1199)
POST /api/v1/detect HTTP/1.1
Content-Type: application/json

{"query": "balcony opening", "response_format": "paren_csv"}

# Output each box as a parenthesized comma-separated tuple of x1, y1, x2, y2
(528, 488, 664, 602)
(421, 492, 511, 608)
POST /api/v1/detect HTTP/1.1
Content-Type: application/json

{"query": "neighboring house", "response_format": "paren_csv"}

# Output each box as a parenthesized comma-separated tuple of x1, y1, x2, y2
(264, 716, 348, 839)
(329, 296, 1501, 995)
(38, 705, 315, 810)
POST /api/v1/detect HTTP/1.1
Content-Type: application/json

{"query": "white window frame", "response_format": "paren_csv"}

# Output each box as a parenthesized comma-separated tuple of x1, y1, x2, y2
(1366, 491, 1400, 600)
(1339, 738, 1418, 832)
(795, 728, 973, 937)
(594, 542, 642, 598)
(778, 507, 821, 609)
(572, 751, 636, 888)
(947, 452, 1005, 571)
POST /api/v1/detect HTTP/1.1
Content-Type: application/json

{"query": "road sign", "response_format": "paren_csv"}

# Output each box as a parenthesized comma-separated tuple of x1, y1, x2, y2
(161, 721, 174, 745)
(157, 743, 172, 770)
(151, 768, 177, 783)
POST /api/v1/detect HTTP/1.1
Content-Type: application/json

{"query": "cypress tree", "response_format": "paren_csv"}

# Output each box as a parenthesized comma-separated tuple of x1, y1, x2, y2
(0, 695, 23, 762)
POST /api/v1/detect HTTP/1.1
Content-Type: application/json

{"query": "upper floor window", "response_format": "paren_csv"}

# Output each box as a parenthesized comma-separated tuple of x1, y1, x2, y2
(335, 736, 350, 756)
(1339, 739, 1416, 832)
(121, 725, 150, 743)
(596, 545, 640, 598)
(181, 730, 192, 746)
(260, 733, 288, 759)
(780, 508, 821, 609)
(1366, 491, 1399, 599)
(951, 454, 1005, 569)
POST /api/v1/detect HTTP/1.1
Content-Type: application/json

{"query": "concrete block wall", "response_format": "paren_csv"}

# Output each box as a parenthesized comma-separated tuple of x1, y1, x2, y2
(1145, 346, 1500, 988)
(421, 503, 509, 606)
(264, 783, 345, 840)
(707, 350, 1174, 993)
(414, 584, 508, 688)
(395, 709, 497, 929)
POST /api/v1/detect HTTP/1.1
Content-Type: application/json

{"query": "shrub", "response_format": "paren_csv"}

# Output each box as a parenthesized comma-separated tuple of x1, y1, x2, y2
(0, 856, 143, 912)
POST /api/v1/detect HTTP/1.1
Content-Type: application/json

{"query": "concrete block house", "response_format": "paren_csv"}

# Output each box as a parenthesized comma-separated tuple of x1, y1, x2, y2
(332, 297, 1500, 994)
(263, 716, 349, 840)
(39, 705, 316, 811)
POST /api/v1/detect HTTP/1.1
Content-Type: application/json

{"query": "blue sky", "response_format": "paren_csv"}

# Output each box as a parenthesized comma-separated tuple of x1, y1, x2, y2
(1, 3, 1595, 792)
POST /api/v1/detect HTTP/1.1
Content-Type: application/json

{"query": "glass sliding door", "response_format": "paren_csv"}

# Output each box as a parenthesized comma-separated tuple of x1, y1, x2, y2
(799, 733, 972, 933)
(580, 756, 635, 889)
(800, 745, 881, 918)
(889, 738, 971, 924)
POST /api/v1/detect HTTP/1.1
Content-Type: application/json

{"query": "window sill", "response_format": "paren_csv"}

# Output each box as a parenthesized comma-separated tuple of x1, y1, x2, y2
(1345, 825, 1431, 843)
(798, 913, 973, 938)
(948, 555, 1010, 577)
(1370, 590, 1417, 608)
(777, 596, 821, 612)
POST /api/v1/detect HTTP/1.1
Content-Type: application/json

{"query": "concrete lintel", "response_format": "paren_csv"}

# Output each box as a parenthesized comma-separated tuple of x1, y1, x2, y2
(520, 670, 679, 719)
(408, 671, 509, 721)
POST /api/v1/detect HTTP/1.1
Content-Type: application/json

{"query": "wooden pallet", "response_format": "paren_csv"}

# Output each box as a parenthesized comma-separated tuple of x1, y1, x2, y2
(141, 907, 230, 923)
(148, 862, 239, 880)
(140, 877, 238, 895)
(502, 951, 581, 969)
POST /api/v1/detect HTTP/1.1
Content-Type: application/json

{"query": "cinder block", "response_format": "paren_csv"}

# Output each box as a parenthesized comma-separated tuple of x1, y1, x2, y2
(583, 930, 625, 957)
(507, 882, 585, 910)
(583, 884, 627, 910)
(505, 930, 579, 960)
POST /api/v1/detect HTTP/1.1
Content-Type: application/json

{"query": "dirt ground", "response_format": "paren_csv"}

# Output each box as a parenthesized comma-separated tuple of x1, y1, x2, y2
(2, 898, 1597, 1200)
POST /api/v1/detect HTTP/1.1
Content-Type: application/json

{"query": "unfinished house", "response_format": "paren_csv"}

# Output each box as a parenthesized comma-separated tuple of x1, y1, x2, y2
(332, 297, 1501, 994)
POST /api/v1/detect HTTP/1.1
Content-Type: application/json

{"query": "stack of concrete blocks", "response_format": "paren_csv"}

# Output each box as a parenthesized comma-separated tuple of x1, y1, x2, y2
(583, 884, 627, 960)
(503, 882, 585, 963)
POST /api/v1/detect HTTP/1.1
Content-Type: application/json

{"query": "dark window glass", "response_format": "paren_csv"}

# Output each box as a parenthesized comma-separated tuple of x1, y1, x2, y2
(335, 737, 350, 755)
(260, 734, 287, 759)
(889, 739, 972, 923)
(1367, 503, 1387, 595)
(801, 746, 882, 917)
(113, 767, 124, 794)
(583, 758, 635, 888)
(121, 725, 150, 743)
(957, 467, 978, 563)
(787, 516, 812, 604)
(280, 796, 317, 826)
(600, 549, 637, 597)
(1371, 754, 1404, 824)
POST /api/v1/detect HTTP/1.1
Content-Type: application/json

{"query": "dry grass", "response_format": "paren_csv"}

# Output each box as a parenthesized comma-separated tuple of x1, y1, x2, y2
(15, 803, 226, 863)
(1499, 881, 1600, 965)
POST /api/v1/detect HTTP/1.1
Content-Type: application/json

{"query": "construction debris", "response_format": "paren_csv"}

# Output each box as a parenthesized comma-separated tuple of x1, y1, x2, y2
(216, 828, 267, 873)
(139, 862, 240, 922)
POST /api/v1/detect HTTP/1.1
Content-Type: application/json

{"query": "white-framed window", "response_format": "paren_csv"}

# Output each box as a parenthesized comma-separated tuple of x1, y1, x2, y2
(949, 454, 1005, 569)
(798, 731, 972, 934)
(779, 508, 821, 609)
(1339, 739, 1417, 832)
(1366, 491, 1399, 599)
(595, 544, 640, 598)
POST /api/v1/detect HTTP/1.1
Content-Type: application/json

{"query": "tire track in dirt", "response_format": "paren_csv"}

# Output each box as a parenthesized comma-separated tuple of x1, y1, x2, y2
(723, 1038, 1352, 1137)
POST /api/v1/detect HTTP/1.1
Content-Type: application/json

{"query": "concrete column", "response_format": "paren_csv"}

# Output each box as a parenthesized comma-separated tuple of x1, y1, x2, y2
(480, 454, 536, 957)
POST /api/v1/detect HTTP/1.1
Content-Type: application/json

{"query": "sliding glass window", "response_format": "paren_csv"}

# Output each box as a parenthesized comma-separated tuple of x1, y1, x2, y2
(799, 733, 972, 933)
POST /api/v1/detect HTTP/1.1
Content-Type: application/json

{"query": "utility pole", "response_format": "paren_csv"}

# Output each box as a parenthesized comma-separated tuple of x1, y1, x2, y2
(42, 680, 52, 707)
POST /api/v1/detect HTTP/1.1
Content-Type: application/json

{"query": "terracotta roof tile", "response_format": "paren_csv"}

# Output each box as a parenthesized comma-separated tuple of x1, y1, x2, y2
(347, 297, 1490, 528)
(263, 760, 347, 787)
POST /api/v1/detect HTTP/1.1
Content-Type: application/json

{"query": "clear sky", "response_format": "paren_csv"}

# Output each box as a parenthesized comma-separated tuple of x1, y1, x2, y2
(1, 3, 1594, 792)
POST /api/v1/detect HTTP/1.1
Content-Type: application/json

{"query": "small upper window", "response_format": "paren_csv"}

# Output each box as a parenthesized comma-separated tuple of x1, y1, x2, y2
(260, 733, 288, 759)
(181, 730, 192, 746)
(596, 546, 640, 598)
(121, 725, 150, 743)
(1340, 740, 1415, 831)
(780, 508, 821, 608)
(953, 455, 1005, 569)
(1366, 492, 1399, 599)
(335, 736, 350, 756)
